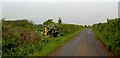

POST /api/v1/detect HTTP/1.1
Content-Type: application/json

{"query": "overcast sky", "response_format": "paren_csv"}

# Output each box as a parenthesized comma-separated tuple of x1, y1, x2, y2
(1, 0, 119, 25)
(1, 0, 120, 2)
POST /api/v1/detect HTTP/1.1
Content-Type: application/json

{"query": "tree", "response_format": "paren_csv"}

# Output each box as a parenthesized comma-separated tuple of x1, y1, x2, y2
(58, 17, 62, 24)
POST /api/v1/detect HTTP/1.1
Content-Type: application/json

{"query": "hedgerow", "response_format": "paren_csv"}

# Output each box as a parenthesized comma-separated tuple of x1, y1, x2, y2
(92, 18, 120, 55)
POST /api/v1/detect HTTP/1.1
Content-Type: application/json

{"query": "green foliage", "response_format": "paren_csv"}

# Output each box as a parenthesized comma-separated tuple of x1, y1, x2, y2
(43, 19, 55, 26)
(2, 19, 84, 56)
(57, 24, 83, 35)
(2, 37, 49, 56)
(92, 18, 120, 55)
(2, 20, 44, 56)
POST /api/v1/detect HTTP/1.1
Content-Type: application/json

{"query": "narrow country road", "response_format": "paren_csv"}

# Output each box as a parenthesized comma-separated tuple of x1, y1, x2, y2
(50, 28, 113, 56)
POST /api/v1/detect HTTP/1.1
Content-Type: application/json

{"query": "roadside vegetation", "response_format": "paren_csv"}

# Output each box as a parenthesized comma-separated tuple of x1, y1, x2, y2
(30, 30, 82, 56)
(0, 20, 2, 56)
(92, 18, 120, 55)
(2, 18, 84, 56)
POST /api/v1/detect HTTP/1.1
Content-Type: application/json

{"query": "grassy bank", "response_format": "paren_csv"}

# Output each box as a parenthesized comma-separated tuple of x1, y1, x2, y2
(29, 29, 83, 56)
